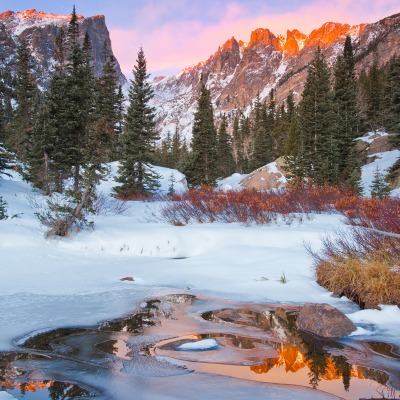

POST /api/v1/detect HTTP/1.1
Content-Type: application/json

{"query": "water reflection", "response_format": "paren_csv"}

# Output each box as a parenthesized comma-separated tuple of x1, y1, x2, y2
(198, 307, 400, 397)
(4, 380, 91, 399)
(1, 295, 400, 400)
(95, 340, 131, 360)
(98, 300, 160, 333)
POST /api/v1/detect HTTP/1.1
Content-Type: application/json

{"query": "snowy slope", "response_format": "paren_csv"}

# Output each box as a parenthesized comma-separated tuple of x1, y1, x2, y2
(361, 150, 400, 196)
(1, 164, 400, 352)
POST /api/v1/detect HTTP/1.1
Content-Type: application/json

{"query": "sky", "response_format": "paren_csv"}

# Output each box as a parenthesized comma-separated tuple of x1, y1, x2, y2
(2, 0, 400, 77)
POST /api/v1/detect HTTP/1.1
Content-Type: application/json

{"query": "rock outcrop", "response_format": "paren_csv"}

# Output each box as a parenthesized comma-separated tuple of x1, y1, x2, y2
(0, 9, 126, 88)
(239, 156, 287, 191)
(297, 303, 357, 337)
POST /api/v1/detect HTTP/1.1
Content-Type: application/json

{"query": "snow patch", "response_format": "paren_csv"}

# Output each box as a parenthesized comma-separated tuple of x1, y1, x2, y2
(176, 339, 219, 351)
(361, 150, 400, 196)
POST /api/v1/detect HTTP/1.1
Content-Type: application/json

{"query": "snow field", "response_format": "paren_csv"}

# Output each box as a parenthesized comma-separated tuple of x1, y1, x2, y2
(1, 162, 400, 352)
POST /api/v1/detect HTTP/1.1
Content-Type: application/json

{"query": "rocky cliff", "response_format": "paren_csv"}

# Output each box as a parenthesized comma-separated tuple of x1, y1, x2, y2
(0, 9, 126, 88)
(151, 13, 400, 139)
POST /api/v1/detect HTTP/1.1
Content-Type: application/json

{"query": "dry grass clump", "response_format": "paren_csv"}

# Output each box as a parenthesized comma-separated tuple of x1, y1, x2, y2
(316, 253, 400, 309)
(309, 229, 400, 308)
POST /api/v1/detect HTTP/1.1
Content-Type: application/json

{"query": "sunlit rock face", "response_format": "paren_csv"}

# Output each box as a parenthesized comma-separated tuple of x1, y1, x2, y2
(0, 9, 126, 89)
(152, 13, 400, 140)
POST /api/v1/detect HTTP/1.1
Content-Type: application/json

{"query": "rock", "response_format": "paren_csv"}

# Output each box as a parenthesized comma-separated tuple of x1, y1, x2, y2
(239, 156, 287, 191)
(297, 303, 356, 337)
(0, 9, 126, 89)
(120, 277, 134, 282)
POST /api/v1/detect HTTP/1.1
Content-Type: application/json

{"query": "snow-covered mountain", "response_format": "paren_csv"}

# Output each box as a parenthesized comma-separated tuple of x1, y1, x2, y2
(151, 13, 400, 139)
(0, 9, 126, 88)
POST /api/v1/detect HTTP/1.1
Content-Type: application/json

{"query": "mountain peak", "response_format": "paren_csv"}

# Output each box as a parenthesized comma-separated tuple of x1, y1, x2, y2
(0, 9, 85, 24)
(305, 22, 352, 48)
(283, 29, 306, 55)
(221, 36, 239, 51)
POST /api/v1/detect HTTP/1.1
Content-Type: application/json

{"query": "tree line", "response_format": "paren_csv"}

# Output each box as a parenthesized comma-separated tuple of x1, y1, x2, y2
(156, 37, 399, 191)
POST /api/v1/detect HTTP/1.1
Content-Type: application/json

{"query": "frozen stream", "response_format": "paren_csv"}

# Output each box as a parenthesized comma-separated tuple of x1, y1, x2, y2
(1, 294, 400, 400)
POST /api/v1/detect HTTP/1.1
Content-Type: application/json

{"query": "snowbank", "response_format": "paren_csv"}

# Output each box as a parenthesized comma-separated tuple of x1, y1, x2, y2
(0, 163, 399, 352)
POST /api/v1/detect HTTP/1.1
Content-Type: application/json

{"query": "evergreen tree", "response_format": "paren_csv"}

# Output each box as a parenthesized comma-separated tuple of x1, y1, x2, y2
(370, 166, 390, 199)
(290, 48, 338, 184)
(239, 114, 251, 172)
(251, 93, 273, 169)
(168, 172, 176, 196)
(39, 30, 70, 191)
(362, 57, 386, 130)
(184, 76, 217, 186)
(171, 126, 182, 167)
(62, 15, 96, 191)
(346, 163, 364, 196)
(95, 42, 120, 159)
(216, 114, 235, 178)
(333, 36, 359, 180)
(26, 101, 55, 193)
(386, 56, 400, 145)
(114, 47, 160, 196)
(232, 114, 244, 173)
(10, 38, 39, 159)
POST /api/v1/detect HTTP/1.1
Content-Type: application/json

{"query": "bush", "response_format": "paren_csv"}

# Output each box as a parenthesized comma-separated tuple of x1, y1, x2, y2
(158, 184, 359, 226)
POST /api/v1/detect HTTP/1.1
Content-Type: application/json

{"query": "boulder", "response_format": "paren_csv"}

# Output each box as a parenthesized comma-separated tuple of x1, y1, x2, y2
(120, 277, 135, 282)
(355, 131, 396, 164)
(239, 156, 287, 191)
(297, 303, 356, 337)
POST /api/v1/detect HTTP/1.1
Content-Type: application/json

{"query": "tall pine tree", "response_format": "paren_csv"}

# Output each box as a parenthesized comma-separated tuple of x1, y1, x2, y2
(184, 76, 217, 186)
(216, 114, 235, 178)
(10, 38, 39, 160)
(289, 48, 338, 184)
(114, 47, 160, 197)
(333, 36, 359, 181)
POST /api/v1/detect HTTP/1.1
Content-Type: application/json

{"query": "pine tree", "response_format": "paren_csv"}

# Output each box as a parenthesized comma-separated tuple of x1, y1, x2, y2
(39, 30, 70, 191)
(250, 91, 275, 169)
(346, 164, 364, 196)
(62, 15, 97, 191)
(239, 114, 251, 172)
(184, 76, 217, 186)
(370, 166, 390, 199)
(232, 114, 244, 173)
(10, 38, 39, 159)
(168, 172, 176, 196)
(387, 56, 400, 145)
(216, 114, 235, 178)
(334, 36, 359, 180)
(171, 126, 182, 167)
(114, 47, 160, 197)
(364, 57, 386, 130)
(290, 48, 338, 184)
(26, 101, 55, 194)
(95, 42, 120, 160)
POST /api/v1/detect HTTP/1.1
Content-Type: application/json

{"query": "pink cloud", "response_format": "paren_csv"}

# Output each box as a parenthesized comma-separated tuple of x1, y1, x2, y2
(109, 0, 400, 77)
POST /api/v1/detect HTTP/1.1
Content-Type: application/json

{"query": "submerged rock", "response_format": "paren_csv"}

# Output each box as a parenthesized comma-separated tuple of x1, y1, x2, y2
(297, 303, 356, 337)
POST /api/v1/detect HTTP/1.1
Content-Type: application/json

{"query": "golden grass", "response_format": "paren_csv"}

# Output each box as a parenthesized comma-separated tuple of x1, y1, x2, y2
(316, 253, 400, 309)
